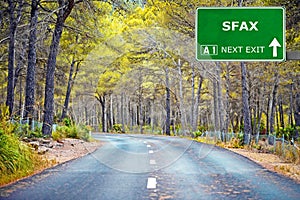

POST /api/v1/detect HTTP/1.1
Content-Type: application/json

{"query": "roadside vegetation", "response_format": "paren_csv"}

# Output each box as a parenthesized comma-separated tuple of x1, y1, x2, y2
(0, 105, 92, 186)
(191, 128, 300, 165)
(52, 118, 92, 142)
(0, 106, 48, 186)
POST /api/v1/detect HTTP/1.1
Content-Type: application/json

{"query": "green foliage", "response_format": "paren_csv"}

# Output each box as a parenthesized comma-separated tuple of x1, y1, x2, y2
(52, 130, 63, 141)
(63, 117, 72, 127)
(15, 123, 43, 139)
(192, 130, 203, 138)
(276, 125, 297, 140)
(192, 126, 207, 138)
(52, 124, 91, 142)
(0, 130, 32, 174)
(0, 131, 49, 185)
(112, 124, 123, 133)
(0, 105, 15, 134)
(228, 133, 244, 148)
(0, 105, 48, 185)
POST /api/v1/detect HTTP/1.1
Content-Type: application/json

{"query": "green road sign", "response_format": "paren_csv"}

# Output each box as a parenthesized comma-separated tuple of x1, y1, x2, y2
(196, 7, 285, 61)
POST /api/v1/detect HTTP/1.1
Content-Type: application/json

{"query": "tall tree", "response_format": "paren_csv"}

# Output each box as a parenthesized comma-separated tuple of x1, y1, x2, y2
(6, 0, 23, 115)
(24, 0, 38, 121)
(42, 0, 76, 136)
(238, 0, 252, 144)
(216, 62, 224, 133)
(95, 94, 107, 132)
(60, 58, 81, 121)
(294, 93, 300, 138)
(165, 66, 171, 135)
(241, 62, 252, 143)
(193, 74, 203, 132)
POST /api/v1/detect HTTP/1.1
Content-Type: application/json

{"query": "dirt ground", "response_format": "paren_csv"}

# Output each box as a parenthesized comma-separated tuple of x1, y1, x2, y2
(40, 138, 300, 183)
(228, 148, 300, 183)
(41, 138, 102, 166)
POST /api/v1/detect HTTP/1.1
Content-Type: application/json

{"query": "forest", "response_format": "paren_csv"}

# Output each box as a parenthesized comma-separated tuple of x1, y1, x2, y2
(0, 0, 299, 140)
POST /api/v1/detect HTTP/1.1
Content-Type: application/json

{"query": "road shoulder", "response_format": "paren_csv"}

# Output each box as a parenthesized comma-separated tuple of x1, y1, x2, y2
(228, 148, 300, 183)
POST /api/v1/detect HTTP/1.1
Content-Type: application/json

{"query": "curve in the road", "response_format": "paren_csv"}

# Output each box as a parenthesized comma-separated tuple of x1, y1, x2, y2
(1, 133, 299, 200)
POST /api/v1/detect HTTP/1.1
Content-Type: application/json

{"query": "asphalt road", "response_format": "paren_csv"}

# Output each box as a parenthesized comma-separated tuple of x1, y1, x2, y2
(1, 133, 300, 200)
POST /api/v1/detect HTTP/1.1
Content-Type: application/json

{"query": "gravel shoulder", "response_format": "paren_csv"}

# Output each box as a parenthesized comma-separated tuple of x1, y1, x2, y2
(42, 138, 102, 165)
(228, 148, 300, 183)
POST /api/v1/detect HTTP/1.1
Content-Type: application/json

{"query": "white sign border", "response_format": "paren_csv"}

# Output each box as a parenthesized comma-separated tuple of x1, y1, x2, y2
(195, 7, 286, 62)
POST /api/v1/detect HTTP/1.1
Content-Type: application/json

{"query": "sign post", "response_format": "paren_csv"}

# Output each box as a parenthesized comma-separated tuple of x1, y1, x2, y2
(196, 7, 285, 61)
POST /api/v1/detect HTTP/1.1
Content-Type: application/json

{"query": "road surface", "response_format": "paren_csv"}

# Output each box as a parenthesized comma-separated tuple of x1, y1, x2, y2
(1, 133, 300, 199)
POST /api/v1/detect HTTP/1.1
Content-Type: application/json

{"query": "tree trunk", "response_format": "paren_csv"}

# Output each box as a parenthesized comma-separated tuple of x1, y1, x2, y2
(269, 74, 279, 134)
(289, 83, 294, 126)
(121, 92, 125, 133)
(213, 80, 219, 131)
(266, 98, 270, 134)
(6, 0, 23, 115)
(294, 93, 300, 138)
(191, 65, 195, 131)
(151, 98, 154, 133)
(239, 0, 251, 144)
(177, 59, 186, 134)
(60, 60, 80, 121)
(24, 0, 38, 121)
(14, 41, 25, 91)
(216, 63, 224, 133)
(165, 67, 171, 136)
(138, 68, 143, 134)
(84, 106, 88, 125)
(139, 104, 143, 134)
(224, 63, 230, 133)
(256, 84, 266, 136)
(193, 75, 203, 132)
(110, 94, 114, 129)
(42, 0, 75, 136)
(97, 95, 107, 133)
(278, 95, 284, 129)
(241, 62, 252, 143)
(18, 75, 22, 116)
(60, 61, 74, 121)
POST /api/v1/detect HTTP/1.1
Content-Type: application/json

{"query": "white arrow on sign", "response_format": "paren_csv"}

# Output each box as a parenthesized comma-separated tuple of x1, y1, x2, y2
(269, 38, 281, 57)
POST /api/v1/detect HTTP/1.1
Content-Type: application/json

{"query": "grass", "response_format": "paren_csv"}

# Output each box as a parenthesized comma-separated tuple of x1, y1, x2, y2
(0, 122, 93, 186)
(192, 132, 300, 165)
(52, 124, 92, 142)
(274, 142, 300, 164)
(0, 130, 52, 186)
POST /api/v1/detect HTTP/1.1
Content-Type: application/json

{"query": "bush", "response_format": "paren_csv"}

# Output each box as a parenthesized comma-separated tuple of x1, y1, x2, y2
(63, 117, 72, 127)
(77, 125, 92, 141)
(276, 125, 297, 140)
(52, 124, 91, 142)
(0, 134, 30, 171)
(52, 130, 63, 141)
(67, 125, 79, 138)
(112, 124, 122, 133)
(228, 133, 244, 148)
(0, 127, 49, 186)
(0, 105, 50, 186)
(192, 130, 203, 138)
(274, 142, 300, 164)
(14, 122, 43, 139)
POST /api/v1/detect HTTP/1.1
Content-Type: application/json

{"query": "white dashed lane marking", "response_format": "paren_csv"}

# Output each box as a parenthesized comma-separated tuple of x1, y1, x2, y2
(149, 150, 154, 154)
(147, 178, 157, 189)
(150, 160, 156, 165)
